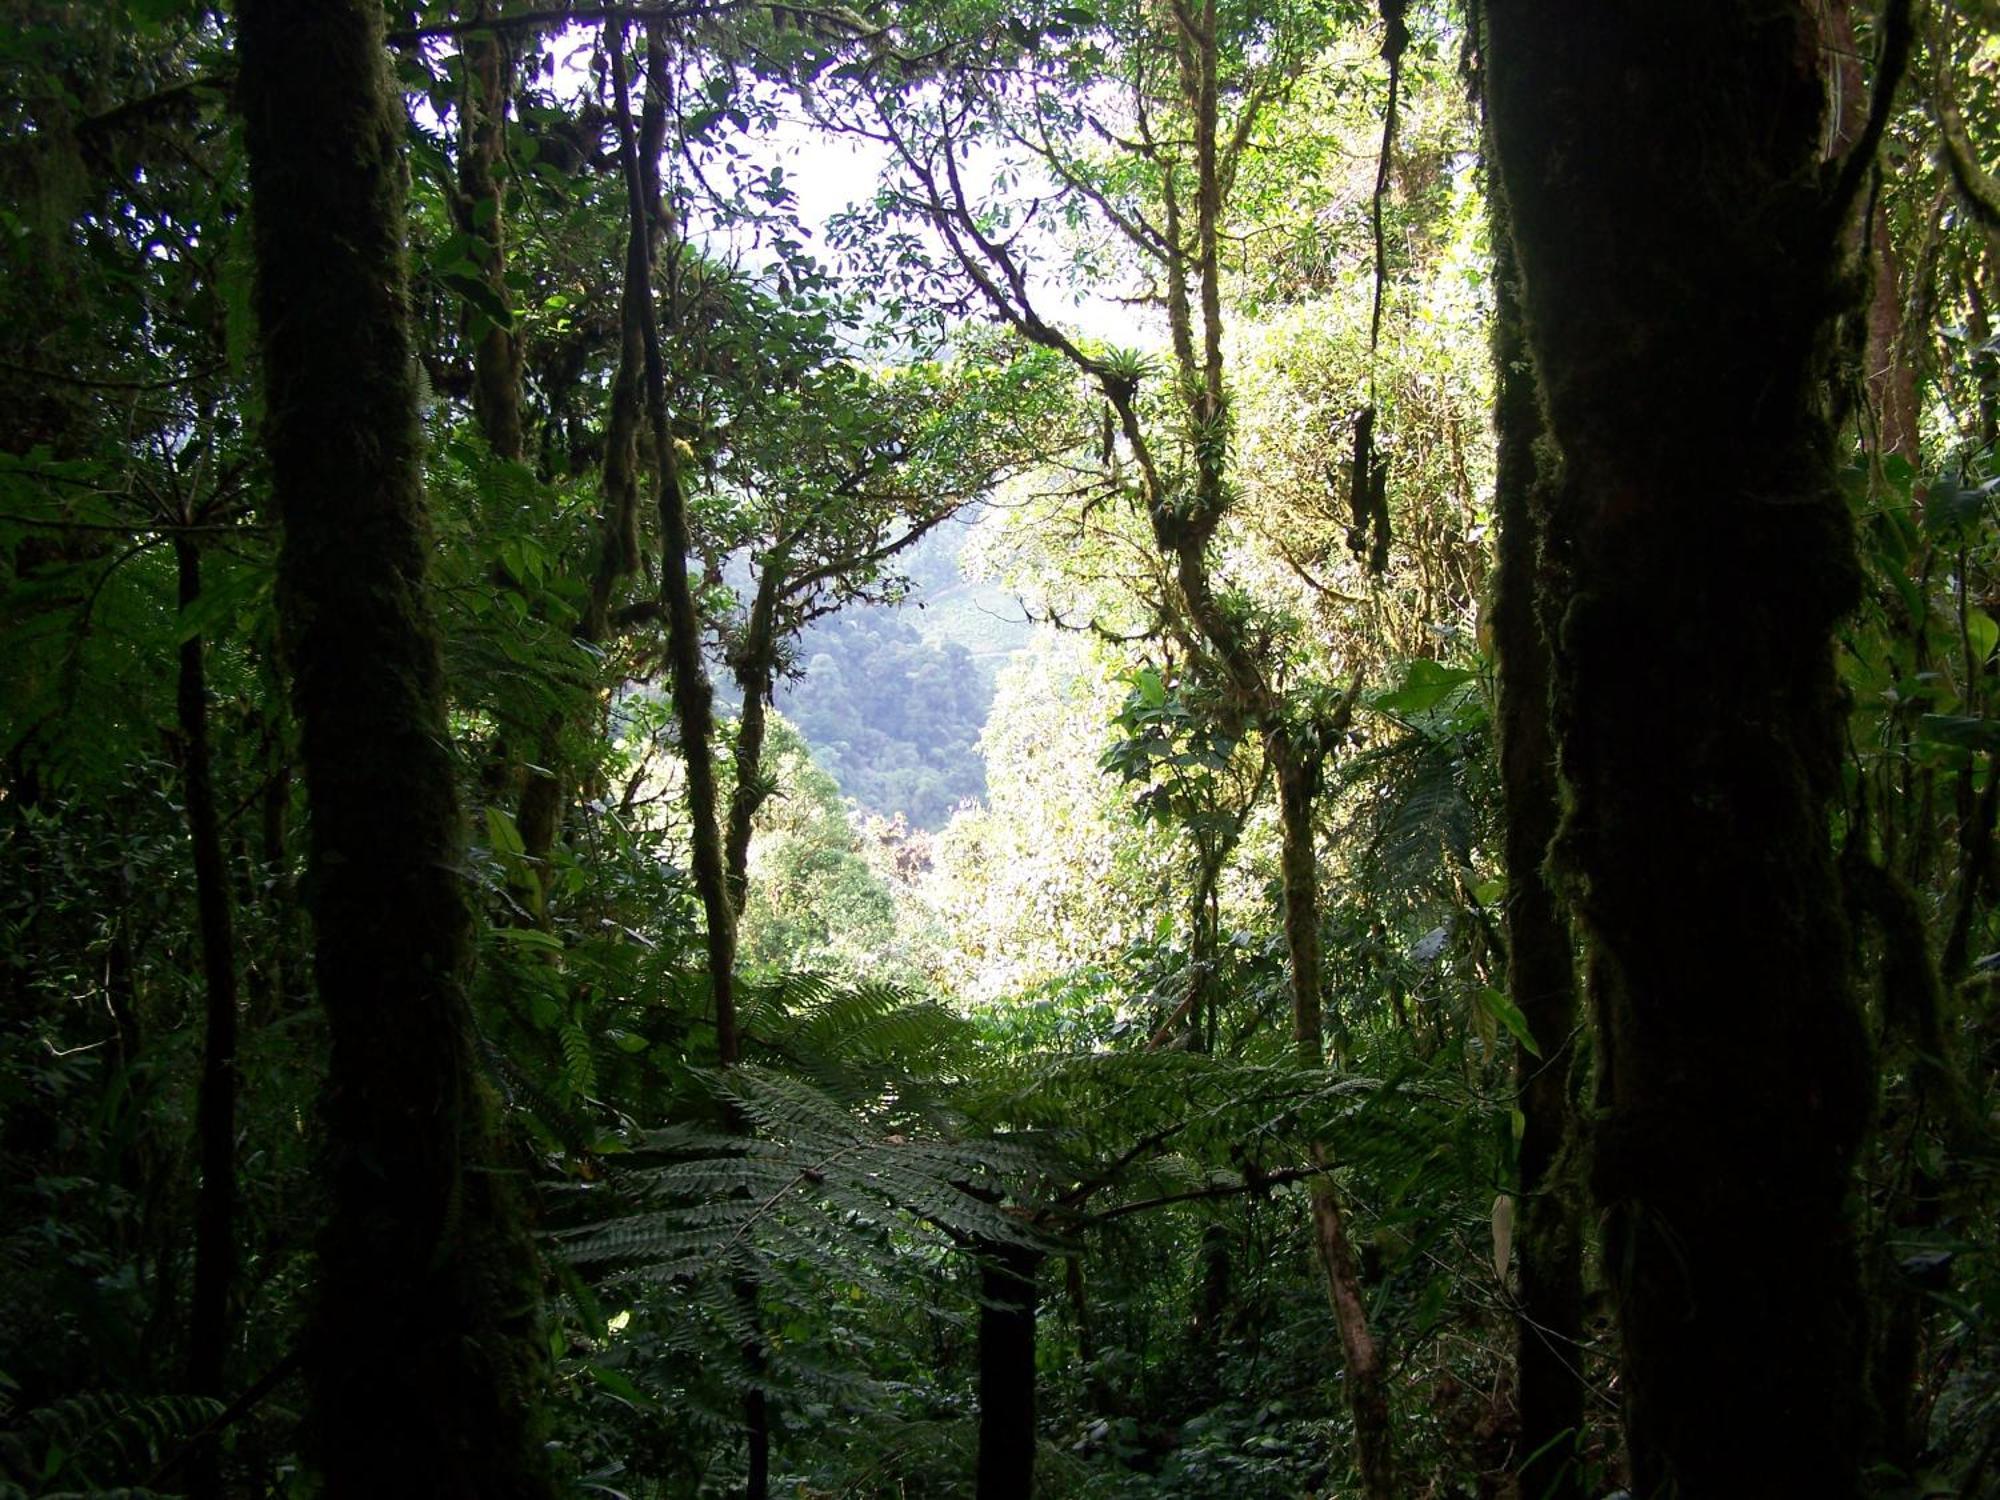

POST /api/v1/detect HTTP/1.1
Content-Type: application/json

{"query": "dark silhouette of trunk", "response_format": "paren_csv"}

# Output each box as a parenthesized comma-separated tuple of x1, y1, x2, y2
(456, 25, 523, 464)
(176, 536, 238, 1500)
(1844, 854, 1974, 1472)
(236, 3, 554, 1494)
(590, 23, 668, 645)
(607, 27, 766, 1492)
(1482, 4, 1887, 1491)
(976, 1240, 1042, 1500)
(516, 25, 667, 886)
(606, 17, 737, 1081)
(1485, 187, 1585, 1500)
(478, 19, 563, 892)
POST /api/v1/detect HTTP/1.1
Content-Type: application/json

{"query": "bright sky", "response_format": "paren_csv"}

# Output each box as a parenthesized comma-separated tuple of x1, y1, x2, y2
(520, 25, 1135, 346)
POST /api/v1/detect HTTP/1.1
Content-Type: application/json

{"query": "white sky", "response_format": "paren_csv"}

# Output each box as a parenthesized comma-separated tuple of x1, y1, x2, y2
(508, 25, 1136, 347)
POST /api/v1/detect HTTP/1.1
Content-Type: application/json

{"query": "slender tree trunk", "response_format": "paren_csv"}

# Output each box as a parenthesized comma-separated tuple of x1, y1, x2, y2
(1274, 745, 1395, 1500)
(976, 1240, 1042, 1500)
(608, 27, 766, 1493)
(1486, 187, 1585, 1500)
(962, 1, 1393, 1482)
(725, 675, 770, 913)
(608, 22, 737, 1073)
(588, 23, 668, 645)
(1274, 749, 1329, 1066)
(724, 563, 785, 912)
(1483, 5, 1880, 1491)
(176, 536, 239, 1500)
(456, 25, 523, 464)
(236, 4, 554, 1493)
(1822, 0, 1922, 471)
(516, 28, 667, 874)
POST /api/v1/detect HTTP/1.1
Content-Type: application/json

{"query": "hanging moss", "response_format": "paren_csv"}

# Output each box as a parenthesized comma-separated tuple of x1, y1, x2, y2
(1484, 3, 1877, 1492)
(236, 2, 553, 1494)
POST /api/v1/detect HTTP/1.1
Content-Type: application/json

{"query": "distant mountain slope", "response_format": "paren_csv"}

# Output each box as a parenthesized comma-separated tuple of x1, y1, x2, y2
(773, 518, 1033, 828)
(776, 611, 990, 828)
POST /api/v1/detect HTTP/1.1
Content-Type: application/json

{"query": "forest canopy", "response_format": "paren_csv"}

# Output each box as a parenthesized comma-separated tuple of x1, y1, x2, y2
(2, 1, 1999, 1498)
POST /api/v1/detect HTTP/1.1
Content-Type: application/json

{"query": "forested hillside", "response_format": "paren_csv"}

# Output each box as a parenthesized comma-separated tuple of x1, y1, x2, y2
(3, 2, 1999, 1498)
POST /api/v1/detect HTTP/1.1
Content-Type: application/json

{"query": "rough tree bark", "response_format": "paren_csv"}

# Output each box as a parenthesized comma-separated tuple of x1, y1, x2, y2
(1486, 187, 1584, 1500)
(1482, 3, 1883, 1492)
(236, 3, 554, 1493)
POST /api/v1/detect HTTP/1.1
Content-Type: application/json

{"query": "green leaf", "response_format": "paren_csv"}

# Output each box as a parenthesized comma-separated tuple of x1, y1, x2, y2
(442, 272, 514, 330)
(175, 566, 270, 644)
(1917, 714, 2000, 751)
(1924, 475, 1993, 537)
(126, 0, 193, 25)
(1476, 987, 1541, 1058)
(588, 1365, 650, 1407)
(1968, 608, 1998, 666)
(491, 925, 563, 951)
(1372, 660, 1476, 716)
(485, 805, 526, 857)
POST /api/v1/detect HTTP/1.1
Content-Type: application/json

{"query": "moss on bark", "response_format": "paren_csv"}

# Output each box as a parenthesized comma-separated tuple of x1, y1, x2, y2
(1486, 183, 1585, 1500)
(236, 3, 553, 1492)
(1484, 3, 1876, 1491)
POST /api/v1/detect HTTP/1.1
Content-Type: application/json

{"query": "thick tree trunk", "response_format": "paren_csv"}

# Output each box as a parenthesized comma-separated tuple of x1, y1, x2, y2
(176, 537, 238, 1500)
(1483, 5, 1877, 1492)
(976, 1240, 1042, 1500)
(236, 4, 553, 1494)
(1486, 191, 1585, 1500)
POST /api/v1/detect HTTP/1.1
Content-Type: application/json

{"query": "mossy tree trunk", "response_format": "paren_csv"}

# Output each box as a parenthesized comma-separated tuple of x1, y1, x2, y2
(724, 560, 785, 914)
(236, 3, 554, 1494)
(175, 535, 239, 1500)
(1144, 6, 1392, 1483)
(516, 27, 668, 881)
(455, 23, 523, 465)
(1483, 4, 1878, 1492)
(1485, 189, 1585, 1500)
(607, 25, 768, 1494)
